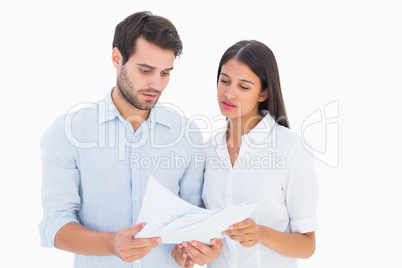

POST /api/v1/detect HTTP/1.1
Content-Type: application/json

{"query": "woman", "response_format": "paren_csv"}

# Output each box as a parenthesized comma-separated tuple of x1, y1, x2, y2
(202, 40, 319, 267)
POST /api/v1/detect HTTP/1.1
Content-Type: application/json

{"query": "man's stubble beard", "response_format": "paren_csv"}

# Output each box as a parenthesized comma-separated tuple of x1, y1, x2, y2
(117, 65, 161, 111)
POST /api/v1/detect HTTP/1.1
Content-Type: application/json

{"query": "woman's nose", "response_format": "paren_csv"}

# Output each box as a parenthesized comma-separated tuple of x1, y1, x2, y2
(225, 85, 236, 99)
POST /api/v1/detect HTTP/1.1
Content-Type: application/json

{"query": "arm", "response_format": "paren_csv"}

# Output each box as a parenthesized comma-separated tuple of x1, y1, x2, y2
(223, 218, 315, 258)
(222, 141, 319, 258)
(55, 222, 115, 256)
(223, 140, 319, 258)
(55, 222, 161, 262)
(40, 116, 160, 262)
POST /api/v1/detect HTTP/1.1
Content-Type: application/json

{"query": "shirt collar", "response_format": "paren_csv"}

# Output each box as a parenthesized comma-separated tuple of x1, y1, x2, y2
(98, 88, 120, 125)
(98, 88, 171, 129)
(147, 104, 171, 129)
(212, 110, 276, 147)
(245, 110, 276, 145)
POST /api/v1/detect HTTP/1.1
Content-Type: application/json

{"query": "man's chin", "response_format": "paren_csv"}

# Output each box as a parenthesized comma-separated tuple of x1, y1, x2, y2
(136, 100, 158, 110)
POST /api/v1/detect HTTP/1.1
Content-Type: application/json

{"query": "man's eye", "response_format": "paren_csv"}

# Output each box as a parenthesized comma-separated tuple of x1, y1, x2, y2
(161, 71, 170, 76)
(140, 68, 150, 73)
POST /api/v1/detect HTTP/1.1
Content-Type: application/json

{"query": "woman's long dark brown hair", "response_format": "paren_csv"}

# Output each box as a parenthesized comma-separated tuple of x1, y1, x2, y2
(217, 40, 290, 128)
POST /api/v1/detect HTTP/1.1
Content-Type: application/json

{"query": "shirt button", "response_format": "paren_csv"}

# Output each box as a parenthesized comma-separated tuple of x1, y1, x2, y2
(133, 196, 138, 201)
(135, 260, 140, 263)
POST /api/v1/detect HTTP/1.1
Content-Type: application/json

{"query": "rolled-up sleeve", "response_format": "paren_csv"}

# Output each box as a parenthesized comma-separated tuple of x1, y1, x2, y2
(39, 116, 81, 247)
(284, 141, 319, 234)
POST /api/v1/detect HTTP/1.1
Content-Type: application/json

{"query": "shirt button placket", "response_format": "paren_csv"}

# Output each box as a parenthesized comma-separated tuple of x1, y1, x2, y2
(131, 130, 142, 226)
(133, 259, 141, 267)
(225, 167, 234, 206)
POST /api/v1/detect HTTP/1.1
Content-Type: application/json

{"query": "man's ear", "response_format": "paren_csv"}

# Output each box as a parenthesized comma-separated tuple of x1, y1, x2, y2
(259, 88, 268, 102)
(112, 47, 123, 69)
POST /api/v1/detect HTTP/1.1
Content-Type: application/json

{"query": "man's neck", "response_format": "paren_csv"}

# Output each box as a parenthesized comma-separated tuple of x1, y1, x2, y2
(111, 87, 151, 132)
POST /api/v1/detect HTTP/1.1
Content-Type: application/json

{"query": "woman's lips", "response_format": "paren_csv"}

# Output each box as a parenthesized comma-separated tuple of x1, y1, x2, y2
(222, 101, 237, 110)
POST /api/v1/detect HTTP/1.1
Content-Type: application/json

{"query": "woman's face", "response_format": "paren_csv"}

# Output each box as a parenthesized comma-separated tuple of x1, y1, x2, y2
(217, 59, 267, 122)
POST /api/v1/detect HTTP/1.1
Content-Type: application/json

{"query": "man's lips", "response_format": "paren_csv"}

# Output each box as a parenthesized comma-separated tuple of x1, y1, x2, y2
(222, 101, 237, 110)
(142, 92, 158, 100)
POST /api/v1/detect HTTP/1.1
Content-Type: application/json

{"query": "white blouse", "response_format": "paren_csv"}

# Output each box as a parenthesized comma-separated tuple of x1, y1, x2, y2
(203, 113, 319, 268)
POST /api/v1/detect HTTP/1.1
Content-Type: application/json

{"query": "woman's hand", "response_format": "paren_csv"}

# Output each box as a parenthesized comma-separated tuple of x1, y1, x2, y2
(181, 239, 223, 266)
(222, 218, 261, 247)
(171, 244, 194, 268)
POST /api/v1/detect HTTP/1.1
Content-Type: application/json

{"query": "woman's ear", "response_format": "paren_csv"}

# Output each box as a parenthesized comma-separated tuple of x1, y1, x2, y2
(111, 47, 123, 69)
(259, 88, 268, 102)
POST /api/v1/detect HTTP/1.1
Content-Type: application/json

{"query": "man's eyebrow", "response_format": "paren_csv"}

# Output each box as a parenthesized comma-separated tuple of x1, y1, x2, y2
(137, 63, 156, 69)
(220, 72, 254, 85)
(137, 63, 174, 71)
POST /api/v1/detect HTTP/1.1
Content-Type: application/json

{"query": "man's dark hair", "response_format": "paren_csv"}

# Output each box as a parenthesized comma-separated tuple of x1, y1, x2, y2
(112, 11, 183, 64)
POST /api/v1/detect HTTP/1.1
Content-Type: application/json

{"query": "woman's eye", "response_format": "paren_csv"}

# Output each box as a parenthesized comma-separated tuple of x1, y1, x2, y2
(240, 86, 249, 90)
(220, 79, 229, 84)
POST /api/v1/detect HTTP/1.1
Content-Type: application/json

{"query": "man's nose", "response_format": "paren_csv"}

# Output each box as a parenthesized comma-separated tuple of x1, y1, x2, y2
(148, 74, 163, 91)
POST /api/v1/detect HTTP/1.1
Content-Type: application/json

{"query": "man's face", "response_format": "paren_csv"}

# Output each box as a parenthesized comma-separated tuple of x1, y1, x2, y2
(116, 37, 175, 110)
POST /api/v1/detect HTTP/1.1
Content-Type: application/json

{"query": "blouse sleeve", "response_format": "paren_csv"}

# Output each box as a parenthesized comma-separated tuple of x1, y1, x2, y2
(283, 141, 319, 233)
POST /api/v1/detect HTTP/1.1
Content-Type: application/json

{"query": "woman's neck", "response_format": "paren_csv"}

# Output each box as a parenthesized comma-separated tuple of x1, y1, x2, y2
(226, 113, 263, 147)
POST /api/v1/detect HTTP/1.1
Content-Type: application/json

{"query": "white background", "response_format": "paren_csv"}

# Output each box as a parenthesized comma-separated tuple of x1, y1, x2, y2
(1, 0, 401, 267)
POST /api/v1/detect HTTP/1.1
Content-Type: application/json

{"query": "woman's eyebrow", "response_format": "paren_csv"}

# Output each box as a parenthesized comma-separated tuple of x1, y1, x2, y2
(240, 79, 254, 85)
(220, 72, 254, 85)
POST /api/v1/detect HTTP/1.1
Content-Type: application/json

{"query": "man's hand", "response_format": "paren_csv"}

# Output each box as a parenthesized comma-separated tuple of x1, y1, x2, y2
(222, 218, 261, 247)
(179, 239, 223, 266)
(112, 223, 161, 262)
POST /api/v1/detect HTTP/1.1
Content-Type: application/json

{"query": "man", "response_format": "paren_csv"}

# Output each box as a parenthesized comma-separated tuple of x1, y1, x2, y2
(39, 11, 221, 267)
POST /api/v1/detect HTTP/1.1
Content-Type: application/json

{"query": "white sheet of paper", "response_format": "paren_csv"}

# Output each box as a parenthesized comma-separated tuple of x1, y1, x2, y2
(135, 177, 262, 244)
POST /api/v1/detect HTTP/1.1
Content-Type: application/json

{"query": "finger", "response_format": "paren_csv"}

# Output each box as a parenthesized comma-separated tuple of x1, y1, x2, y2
(119, 246, 152, 263)
(124, 222, 147, 238)
(240, 240, 259, 248)
(228, 233, 256, 243)
(183, 242, 211, 266)
(210, 238, 224, 251)
(121, 237, 162, 262)
(172, 245, 184, 265)
(115, 223, 145, 242)
(176, 253, 188, 266)
(185, 257, 195, 268)
(228, 218, 254, 231)
(191, 240, 220, 259)
(129, 237, 161, 250)
(175, 245, 188, 266)
(222, 226, 252, 236)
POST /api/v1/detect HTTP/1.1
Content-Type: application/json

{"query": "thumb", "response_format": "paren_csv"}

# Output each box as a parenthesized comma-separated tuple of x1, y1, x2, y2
(127, 222, 146, 236)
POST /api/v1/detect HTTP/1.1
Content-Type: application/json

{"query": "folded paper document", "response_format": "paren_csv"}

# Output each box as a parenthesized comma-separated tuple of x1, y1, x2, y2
(135, 177, 262, 244)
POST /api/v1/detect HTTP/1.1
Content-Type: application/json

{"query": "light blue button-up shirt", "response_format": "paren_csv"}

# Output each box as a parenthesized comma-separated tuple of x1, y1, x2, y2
(39, 89, 205, 267)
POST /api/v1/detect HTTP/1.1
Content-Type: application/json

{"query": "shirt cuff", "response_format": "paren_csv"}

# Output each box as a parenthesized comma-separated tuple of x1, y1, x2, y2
(39, 214, 79, 248)
(290, 218, 318, 233)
